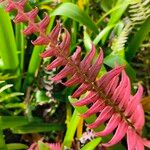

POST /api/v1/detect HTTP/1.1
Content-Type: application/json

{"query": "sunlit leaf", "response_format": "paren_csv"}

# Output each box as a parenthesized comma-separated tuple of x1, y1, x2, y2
(51, 3, 98, 33)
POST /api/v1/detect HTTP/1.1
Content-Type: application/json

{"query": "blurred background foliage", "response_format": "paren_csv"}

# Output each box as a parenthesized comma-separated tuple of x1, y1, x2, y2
(0, 0, 149, 149)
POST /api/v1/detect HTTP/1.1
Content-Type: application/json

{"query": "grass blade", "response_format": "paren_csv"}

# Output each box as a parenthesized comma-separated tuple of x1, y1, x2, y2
(15, 23, 25, 73)
(0, 92, 24, 102)
(7, 143, 28, 150)
(80, 137, 102, 150)
(63, 109, 80, 148)
(12, 123, 64, 134)
(0, 129, 7, 150)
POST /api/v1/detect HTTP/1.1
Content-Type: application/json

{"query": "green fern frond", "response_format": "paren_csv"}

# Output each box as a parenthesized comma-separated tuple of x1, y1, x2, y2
(0, 73, 18, 81)
(0, 81, 23, 102)
(129, 0, 150, 26)
(111, 20, 132, 52)
(111, 0, 150, 53)
(0, 84, 13, 93)
(0, 92, 24, 103)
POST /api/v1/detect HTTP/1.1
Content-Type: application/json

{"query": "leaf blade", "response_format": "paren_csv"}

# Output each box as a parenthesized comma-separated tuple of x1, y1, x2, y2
(51, 3, 98, 33)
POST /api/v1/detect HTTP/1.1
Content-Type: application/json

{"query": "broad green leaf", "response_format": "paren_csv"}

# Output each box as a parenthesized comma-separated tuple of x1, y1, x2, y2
(0, 116, 29, 129)
(80, 137, 102, 150)
(108, 0, 131, 25)
(0, 8, 18, 71)
(51, 3, 98, 33)
(126, 17, 150, 60)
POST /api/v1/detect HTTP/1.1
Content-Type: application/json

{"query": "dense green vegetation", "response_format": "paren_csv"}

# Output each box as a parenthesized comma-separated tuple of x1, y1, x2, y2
(0, 0, 149, 149)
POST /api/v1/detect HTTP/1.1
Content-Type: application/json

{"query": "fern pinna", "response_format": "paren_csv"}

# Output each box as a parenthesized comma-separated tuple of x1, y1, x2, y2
(1, 0, 150, 149)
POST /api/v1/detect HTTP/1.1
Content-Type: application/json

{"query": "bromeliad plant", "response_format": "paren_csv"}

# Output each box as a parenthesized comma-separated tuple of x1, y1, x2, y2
(1, 0, 150, 149)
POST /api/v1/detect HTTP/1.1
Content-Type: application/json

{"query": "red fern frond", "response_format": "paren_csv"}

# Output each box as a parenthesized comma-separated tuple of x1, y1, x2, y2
(1, 0, 150, 149)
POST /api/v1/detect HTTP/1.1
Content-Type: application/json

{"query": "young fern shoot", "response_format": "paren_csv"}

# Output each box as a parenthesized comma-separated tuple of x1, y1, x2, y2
(1, 0, 150, 149)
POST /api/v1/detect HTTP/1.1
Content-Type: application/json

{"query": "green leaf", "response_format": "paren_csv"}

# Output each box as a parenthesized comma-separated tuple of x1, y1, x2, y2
(38, 141, 50, 150)
(12, 123, 64, 133)
(35, 90, 49, 103)
(83, 28, 92, 51)
(0, 129, 7, 150)
(80, 137, 102, 150)
(23, 45, 44, 90)
(63, 109, 80, 148)
(100, 0, 117, 12)
(23, 15, 55, 91)
(104, 54, 136, 80)
(0, 74, 18, 81)
(96, 5, 122, 26)
(0, 84, 13, 93)
(15, 23, 25, 73)
(101, 0, 131, 44)
(0, 92, 24, 102)
(0, 116, 29, 129)
(108, 0, 131, 25)
(7, 143, 28, 150)
(69, 97, 104, 131)
(0, 8, 18, 71)
(93, 25, 114, 45)
(126, 16, 150, 60)
(51, 3, 98, 33)
(5, 103, 25, 109)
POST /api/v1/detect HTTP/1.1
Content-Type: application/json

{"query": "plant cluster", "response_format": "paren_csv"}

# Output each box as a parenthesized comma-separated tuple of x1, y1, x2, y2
(0, 0, 150, 149)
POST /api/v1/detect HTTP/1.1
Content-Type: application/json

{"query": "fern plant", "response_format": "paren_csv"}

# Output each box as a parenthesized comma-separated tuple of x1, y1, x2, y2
(111, 0, 150, 53)
(0, 81, 23, 106)
(111, 19, 132, 52)
(129, 0, 150, 26)
(1, 0, 150, 149)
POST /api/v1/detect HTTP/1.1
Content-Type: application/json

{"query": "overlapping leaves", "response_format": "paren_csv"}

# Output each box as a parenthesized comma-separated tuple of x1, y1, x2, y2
(1, 0, 150, 149)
